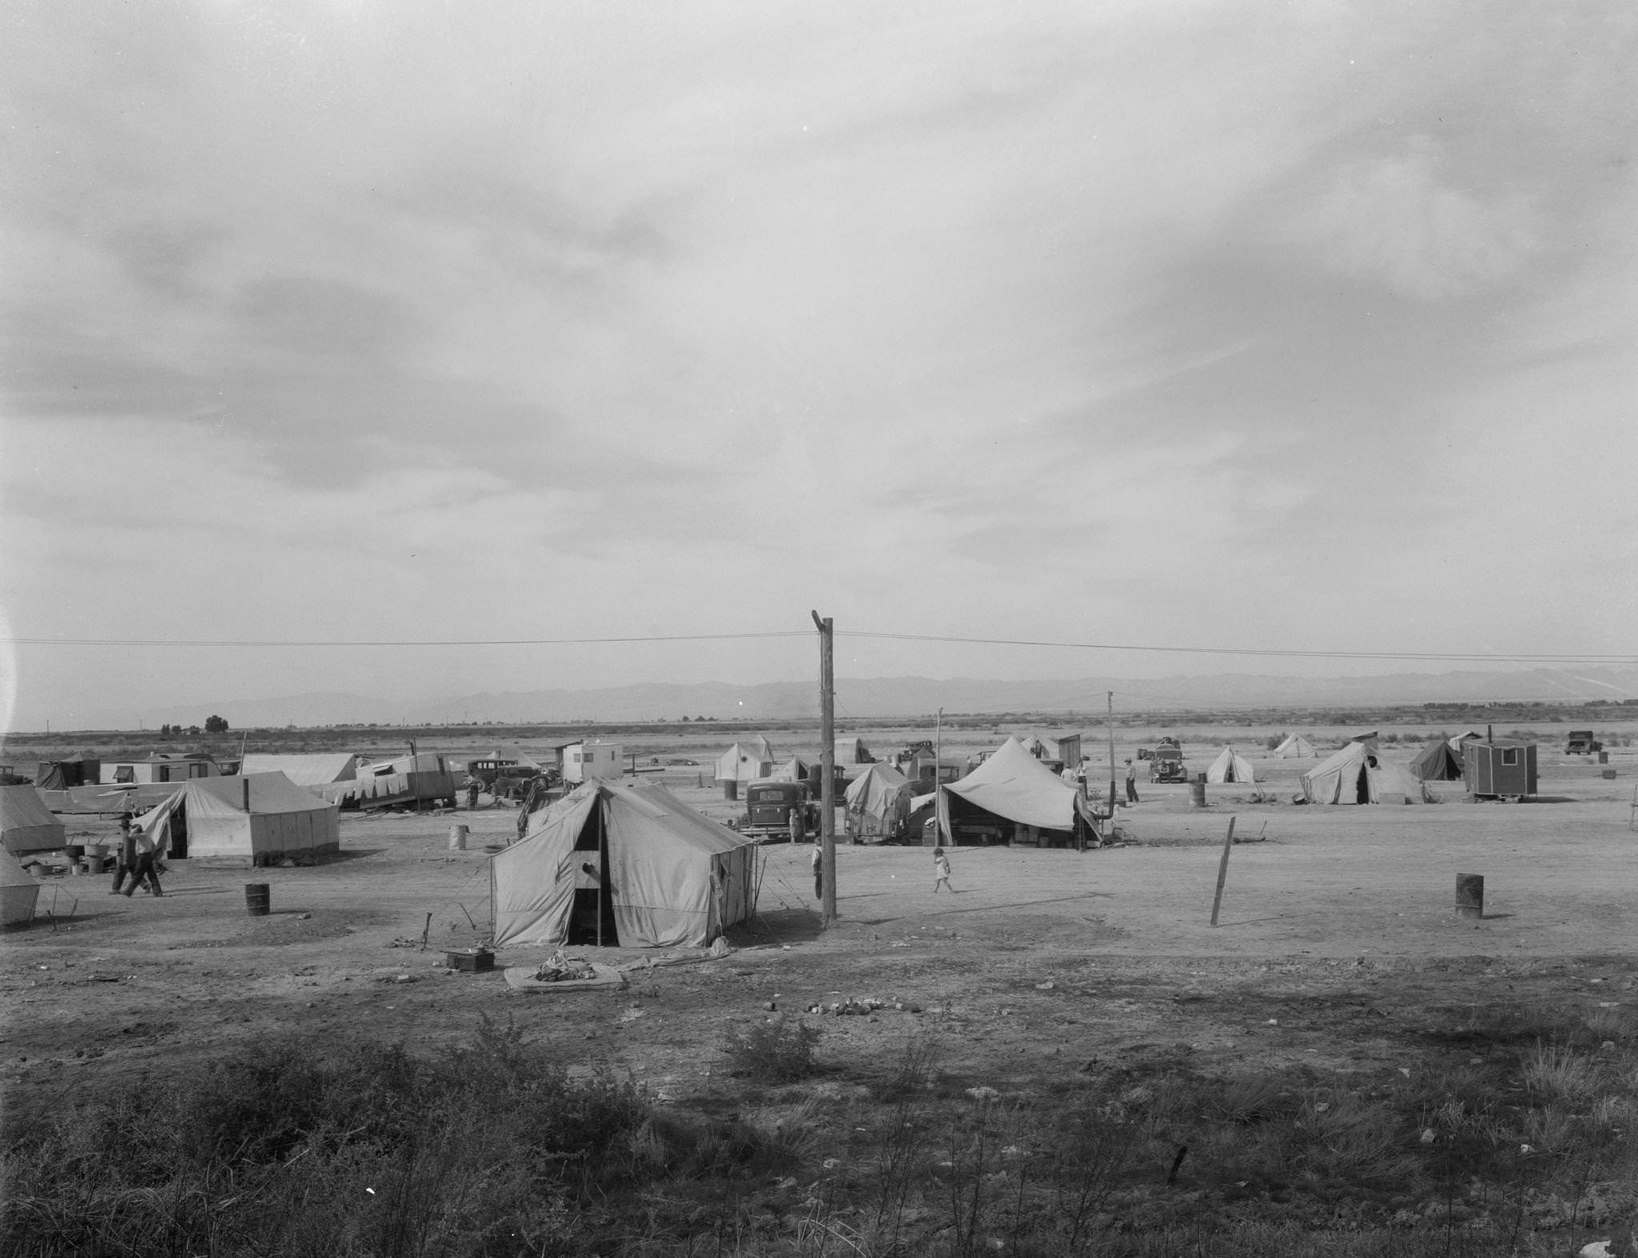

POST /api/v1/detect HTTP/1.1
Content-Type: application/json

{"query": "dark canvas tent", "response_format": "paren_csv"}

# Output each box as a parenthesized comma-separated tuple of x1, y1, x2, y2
(134, 773, 341, 860)
(1409, 740, 1465, 781)
(844, 762, 914, 843)
(1301, 743, 1426, 805)
(490, 780, 760, 949)
(939, 737, 1094, 847)
(1, 785, 67, 855)
(1205, 746, 1256, 784)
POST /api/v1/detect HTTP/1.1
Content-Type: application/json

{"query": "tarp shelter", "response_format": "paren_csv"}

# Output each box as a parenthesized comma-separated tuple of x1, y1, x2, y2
(134, 773, 341, 861)
(1, 846, 42, 926)
(1301, 743, 1425, 805)
(834, 736, 873, 765)
(1409, 740, 1465, 782)
(1205, 747, 1256, 784)
(239, 754, 359, 788)
(939, 737, 1094, 846)
(1448, 730, 1484, 751)
(34, 759, 100, 789)
(316, 753, 457, 809)
(844, 762, 915, 843)
(714, 739, 776, 785)
(1273, 735, 1317, 758)
(1, 785, 67, 855)
(490, 780, 760, 949)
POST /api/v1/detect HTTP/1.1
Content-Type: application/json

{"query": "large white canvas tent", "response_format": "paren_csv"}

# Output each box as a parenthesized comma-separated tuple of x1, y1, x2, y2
(1, 785, 67, 855)
(490, 780, 760, 949)
(1273, 735, 1317, 758)
(134, 773, 341, 861)
(239, 754, 359, 788)
(939, 737, 1094, 846)
(1301, 743, 1426, 805)
(1205, 747, 1256, 784)
(1, 846, 42, 926)
(714, 739, 776, 785)
(844, 762, 915, 843)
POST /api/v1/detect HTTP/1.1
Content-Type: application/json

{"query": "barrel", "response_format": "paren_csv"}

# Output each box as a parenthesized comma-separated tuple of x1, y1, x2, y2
(245, 883, 271, 916)
(449, 824, 469, 851)
(1455, 873, 1484, 919)
(1189, 780, 1207, 809)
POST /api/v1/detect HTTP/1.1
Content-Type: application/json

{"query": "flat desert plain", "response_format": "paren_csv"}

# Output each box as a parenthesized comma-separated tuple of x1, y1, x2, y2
(4, 734, 1635, 1130)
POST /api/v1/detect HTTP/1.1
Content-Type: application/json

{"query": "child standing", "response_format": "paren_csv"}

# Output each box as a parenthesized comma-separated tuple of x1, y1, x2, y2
(933, 847, 953, 894)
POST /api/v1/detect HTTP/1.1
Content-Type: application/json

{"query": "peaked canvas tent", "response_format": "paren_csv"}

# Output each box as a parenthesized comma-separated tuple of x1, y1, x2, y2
(1, 785, 67, 855)
(714, 739, 776, 785)
(1448, 730, 1484, 751)
(1205, 747, 1256, 784)
(239, 754, 359, 787)
(490, 780, 760, 949)
(1301, 743, 1426, 805)
(1409, 739, 1465, 781)
(844, 762, 914, 843)
(1, 846, 42, 926)
(939, 737, 1094, 846)
(1273, 735, 1317, 758)
(134, 773, 341, 860)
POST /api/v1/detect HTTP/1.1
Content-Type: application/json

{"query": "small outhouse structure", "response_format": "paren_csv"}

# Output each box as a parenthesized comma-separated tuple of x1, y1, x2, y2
(1462, 740, 1538, 799)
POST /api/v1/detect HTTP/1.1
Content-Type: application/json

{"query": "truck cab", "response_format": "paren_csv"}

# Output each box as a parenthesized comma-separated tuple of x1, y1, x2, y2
(1565, 731, 1602, 755)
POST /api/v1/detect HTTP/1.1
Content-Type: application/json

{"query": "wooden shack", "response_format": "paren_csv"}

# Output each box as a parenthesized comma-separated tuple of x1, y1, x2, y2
(1462, 740, 1538, 799)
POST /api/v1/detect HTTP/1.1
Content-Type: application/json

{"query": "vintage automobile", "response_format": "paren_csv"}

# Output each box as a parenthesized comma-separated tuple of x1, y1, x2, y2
(1146, 738, 1189, 783)
(741, 779, 811, 842)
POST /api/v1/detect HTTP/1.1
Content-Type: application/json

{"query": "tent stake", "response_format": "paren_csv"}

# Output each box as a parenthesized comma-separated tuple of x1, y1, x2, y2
(1209, 815, 1237, 927)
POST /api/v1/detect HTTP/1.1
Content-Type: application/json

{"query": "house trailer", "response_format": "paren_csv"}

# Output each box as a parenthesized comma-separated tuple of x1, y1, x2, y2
(560, 740, 624, 784)
(1462, 740, 1538, 799)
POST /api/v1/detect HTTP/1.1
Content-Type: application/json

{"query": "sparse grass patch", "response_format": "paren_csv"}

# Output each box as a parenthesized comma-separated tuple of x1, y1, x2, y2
(721, 1014, 823, 1084)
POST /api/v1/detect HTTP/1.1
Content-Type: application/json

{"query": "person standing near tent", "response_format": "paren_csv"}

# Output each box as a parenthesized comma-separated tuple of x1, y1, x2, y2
(810, 840, 823, 901)
(933, 847, 953, 893)
(109, 816, 136, 895)
(122, 824, 162, 897)
(1124, 759, 1139, 804)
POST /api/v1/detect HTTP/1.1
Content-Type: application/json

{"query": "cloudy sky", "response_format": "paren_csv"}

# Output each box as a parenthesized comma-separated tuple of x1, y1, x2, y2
(3, 1, 1635, 731)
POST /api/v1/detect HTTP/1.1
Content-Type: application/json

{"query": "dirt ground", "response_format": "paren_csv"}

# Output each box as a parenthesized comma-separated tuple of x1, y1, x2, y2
(4, 738, 1636, 1133)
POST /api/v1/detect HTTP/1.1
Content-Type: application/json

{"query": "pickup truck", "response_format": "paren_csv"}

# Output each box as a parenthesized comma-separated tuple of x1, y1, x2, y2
(1565, 731, 1603, 755)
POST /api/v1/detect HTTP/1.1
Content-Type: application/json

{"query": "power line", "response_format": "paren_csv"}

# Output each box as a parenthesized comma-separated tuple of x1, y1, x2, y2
(1, 628, 1633, 666)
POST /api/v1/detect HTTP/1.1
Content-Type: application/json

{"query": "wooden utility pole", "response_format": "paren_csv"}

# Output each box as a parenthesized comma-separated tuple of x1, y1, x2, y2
(1106, 691, 1117, 814)
(812, 611, 838, 925)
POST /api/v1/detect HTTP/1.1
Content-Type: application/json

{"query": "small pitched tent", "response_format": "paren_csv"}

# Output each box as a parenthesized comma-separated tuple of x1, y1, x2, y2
(1, 846, 42, 926)
(1273, 735, 1317, 758)
(1, 785, 67, 855)
(1301, 743, 1426, 805)
(714, 739, 776, 785)
(940, 737, 1094, 846)
(1205, 746, 1256, 784)
(239, 754, 360, 788)
(844, 763, 914, 843)
(134, 773, 341, 861)
(766, 755, 814, 784)
(1447, 730, 1484, 752)
(1409, 739, 1465, 782)
(490, 780, 760, 949)
(834, 736, 873, 765)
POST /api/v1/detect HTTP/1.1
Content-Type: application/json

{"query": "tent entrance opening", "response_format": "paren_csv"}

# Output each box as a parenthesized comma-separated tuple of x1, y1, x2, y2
(568, 806, 617, 946)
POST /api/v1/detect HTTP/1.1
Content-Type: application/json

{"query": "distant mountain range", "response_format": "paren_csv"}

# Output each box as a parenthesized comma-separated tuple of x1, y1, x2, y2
(144, 666, 1638, 730)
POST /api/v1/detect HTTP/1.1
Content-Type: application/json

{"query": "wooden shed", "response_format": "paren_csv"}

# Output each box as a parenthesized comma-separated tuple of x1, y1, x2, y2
(1462, 740, 1538, 799)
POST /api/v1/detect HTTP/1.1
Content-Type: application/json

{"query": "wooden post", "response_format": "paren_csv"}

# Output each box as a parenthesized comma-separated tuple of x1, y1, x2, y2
(1209, 815, 1237, 926)
(1106, 691, 1117, 813)
(812, 611, 837, 926)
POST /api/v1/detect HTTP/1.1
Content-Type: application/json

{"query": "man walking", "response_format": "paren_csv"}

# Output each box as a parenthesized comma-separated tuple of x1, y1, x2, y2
(122, 824, 163, 897)
(1124, 759, 1139, 804)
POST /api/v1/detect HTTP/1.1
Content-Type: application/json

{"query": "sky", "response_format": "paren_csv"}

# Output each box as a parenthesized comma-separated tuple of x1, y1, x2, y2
(2, 1, 1636, 731)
